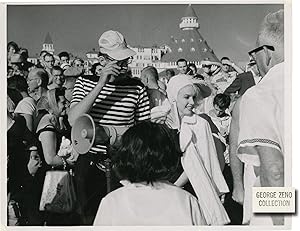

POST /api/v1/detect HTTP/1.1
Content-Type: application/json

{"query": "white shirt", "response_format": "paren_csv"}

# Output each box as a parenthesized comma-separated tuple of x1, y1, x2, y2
(94, 181, 206, 226)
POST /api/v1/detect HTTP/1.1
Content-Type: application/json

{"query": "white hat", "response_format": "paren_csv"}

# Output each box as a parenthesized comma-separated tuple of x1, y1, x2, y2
(98, 30, 136, 60)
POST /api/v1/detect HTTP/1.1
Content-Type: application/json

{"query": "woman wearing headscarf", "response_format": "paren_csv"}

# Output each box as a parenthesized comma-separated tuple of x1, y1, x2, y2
(151, 74, 230, 225)
(33, 88, 77, 225)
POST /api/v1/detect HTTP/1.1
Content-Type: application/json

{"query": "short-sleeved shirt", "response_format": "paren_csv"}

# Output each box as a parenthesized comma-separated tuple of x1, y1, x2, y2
(14, 96, 36, 116)
(71, 75, 150, 154)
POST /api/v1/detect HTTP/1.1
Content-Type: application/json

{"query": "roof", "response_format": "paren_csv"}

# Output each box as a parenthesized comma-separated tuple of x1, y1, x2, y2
(161, 29, 219, 63)
(183, 4, 197, 18)
(162, 4, 219, 63)
(44, 32, 53, 44)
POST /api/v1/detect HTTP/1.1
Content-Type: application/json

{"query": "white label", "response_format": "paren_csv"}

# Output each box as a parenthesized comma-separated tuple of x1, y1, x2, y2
(252, 187, 295, 213)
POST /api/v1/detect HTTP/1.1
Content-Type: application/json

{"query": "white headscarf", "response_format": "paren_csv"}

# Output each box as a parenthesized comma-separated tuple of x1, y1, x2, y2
(166, 74, 195, 103)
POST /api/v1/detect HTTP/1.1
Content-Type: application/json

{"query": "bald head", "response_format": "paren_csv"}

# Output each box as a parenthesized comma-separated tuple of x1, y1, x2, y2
(28, 68, 49, 88)
(255, 9, 284, 76)
(141, 66, 159, 87)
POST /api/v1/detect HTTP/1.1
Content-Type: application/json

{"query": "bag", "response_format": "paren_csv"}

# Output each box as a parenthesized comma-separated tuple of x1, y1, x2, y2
(39, 170, 76, 213)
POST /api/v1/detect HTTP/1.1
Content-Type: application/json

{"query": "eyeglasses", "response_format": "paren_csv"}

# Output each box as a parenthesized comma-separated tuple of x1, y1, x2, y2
(27, 78, 40, 83)
(248, 45, 275, 56)
(202, 65, 211, 68)
(105, 55, 133, 65)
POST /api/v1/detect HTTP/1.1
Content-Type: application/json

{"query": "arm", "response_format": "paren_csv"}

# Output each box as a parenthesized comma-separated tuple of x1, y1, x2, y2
(223, 76, 241, 95)
(68, 61, 121, 126)
(134, 86, 151, 122)
(231, 63, 244, 74)
(257, 145, 284, 225)
(39, 130, 65, 167)
(229, 98, 244, 205)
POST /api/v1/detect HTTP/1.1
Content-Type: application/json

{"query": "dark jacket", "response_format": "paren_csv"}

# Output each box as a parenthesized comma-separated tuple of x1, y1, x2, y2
(224, 71, 256, 96)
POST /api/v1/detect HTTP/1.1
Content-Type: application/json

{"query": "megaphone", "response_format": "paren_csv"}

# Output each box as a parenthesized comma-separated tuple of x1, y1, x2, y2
(71, 114, 118, 155)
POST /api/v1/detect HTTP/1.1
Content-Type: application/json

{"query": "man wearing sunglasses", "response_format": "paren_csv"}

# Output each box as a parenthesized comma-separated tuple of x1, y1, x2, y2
(68, 30, 150, 225)
(230, 9, 284, 226)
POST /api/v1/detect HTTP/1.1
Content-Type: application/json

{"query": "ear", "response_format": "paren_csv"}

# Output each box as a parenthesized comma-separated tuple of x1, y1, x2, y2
(36, 78, 42, 87)
(98, 56, 106, 66)
(263, 46, 272, 66)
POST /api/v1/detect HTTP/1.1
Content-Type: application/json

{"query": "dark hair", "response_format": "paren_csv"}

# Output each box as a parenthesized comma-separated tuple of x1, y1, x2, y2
(19, 48, 29, 59)
(142, 66, 159, 81)
(43, 53, 54, 60)
(7, 41, 19, 52)
(213, 93, 231, 110)
(166, 69, 175, 77)
(112, 121, 181, 184)
(176, 58, 187, 66)
(58, 51, 70, 60)
(91, 62, 101, 75)
(51, 65, 63, 74)
(7, 87, 23, 106)
(39, 50, 48, 57)
(7, 76, 28, 93)
(188, 63, 197, 72)
(221, 57, 230, 61)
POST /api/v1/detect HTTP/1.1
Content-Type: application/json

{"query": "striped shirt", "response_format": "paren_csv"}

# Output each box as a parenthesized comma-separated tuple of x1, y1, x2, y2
(71, 75, 150, 154)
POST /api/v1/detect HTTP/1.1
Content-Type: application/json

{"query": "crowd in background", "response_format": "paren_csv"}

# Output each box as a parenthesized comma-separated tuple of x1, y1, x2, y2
(7, 8, 284, 227)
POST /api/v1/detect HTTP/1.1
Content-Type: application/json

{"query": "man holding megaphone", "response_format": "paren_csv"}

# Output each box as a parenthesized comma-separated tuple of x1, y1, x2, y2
(68, 30, 150, 225)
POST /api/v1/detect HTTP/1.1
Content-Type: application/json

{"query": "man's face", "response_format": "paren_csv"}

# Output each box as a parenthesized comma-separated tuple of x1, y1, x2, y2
(140, 70, 148, 86)
(63, 80, 75, 102)
(27, 73, 40, 93)
(221, 60, 230, 73)
(8, 46, 16, 60)
(177, 61, 188, 74)
(250, 47, 268, 77)
(44, 55, 54, 69)
(74, 60, 83, 67)
(57, 95, 67, 116)
(60, 56, 69, 65)
(52, 69, 65, 87)
(213, 104, 226, 117)
(105, 55, 131, 74)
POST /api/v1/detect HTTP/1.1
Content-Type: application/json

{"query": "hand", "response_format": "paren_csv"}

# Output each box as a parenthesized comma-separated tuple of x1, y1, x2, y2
(232, 186, 244, 205)
(97, 61, 121, 86)
(28, 151, 42, 176)
(201, 60, 221, 67)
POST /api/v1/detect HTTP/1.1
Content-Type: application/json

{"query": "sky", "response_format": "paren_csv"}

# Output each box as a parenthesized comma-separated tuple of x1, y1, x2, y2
(7, 3, 282, 63)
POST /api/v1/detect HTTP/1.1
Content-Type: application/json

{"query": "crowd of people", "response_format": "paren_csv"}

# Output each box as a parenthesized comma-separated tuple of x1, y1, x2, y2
(7, 8, 284, 227)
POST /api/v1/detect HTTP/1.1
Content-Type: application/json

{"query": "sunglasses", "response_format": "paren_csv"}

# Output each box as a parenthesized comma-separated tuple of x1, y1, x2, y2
(202, 64, 211, 68)
(106, 55, 133, 66)
(248, 45, 275, 56)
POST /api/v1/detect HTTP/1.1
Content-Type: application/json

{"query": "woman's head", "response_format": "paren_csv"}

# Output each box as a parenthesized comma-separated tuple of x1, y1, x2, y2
(37, 88, 67, 117)
(167, 75, 208, 117)
(112, 121, 181, 184)
(7, 41, 19, 60)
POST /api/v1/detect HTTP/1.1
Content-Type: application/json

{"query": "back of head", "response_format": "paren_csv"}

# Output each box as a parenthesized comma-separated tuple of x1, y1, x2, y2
(141, 66, 159, 82)
(213, 93, 231, 110)
(258, 9, 284, 63)
(29, 68, 49, 88)
(112, 121, 181, 184)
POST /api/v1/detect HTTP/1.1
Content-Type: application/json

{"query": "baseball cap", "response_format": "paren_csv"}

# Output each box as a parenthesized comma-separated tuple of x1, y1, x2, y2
(98, 30, 136, 61)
